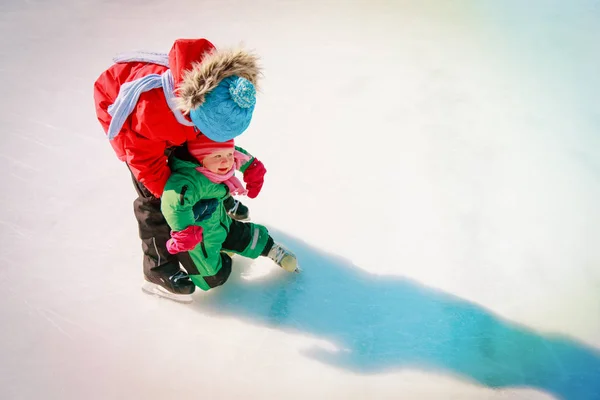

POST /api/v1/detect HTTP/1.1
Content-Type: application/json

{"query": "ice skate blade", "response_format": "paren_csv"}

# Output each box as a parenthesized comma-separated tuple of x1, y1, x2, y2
(281, 264, 301, 274)
(141, 282, 193, 304)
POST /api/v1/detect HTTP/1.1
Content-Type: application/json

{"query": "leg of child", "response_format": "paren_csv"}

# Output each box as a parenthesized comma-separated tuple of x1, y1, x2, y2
(221, 220, 272, 258)
(222, 221, 299, 272)
(182, 245, 233, 291)
(130, 172, 195, 295)
(177, 221, 271, 292)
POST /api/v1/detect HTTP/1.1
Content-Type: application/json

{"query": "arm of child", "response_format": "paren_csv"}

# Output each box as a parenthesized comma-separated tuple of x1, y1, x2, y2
(234, 146, 254, 172)
(94, 69, 172, 198)
(125, 134, 170, 198)
(161, 177, 207, 254)
(235, 146, 266, 199)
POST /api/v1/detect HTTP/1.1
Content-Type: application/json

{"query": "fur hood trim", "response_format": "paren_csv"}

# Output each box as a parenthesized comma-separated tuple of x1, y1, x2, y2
(176, 47, 261, 113)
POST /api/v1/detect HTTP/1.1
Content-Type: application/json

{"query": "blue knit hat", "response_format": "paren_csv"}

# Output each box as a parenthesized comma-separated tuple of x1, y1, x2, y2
(188, 76, 256, 142)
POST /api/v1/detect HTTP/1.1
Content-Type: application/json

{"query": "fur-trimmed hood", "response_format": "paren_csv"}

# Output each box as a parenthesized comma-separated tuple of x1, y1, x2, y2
(175, 47, 261, 114)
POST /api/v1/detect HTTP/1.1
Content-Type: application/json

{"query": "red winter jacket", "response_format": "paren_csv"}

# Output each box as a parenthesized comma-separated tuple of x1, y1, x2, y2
(93, 39, 215, 197)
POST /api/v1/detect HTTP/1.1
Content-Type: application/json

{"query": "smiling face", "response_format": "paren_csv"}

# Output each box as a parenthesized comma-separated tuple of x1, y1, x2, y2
(201, 149, 235, 175)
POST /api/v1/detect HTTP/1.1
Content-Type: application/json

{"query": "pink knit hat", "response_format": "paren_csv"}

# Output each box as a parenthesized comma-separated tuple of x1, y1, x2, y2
(187, 135, 234, 162)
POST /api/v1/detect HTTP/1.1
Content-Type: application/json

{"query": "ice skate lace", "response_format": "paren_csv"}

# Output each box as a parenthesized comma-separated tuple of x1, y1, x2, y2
(228, 199, 240, 215)
(170, 271, 189, 284)
(271, 245, 287, 264)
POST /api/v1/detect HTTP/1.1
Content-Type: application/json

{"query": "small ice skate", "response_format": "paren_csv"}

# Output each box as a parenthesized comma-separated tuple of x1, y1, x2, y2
(267, 243, 300, 273)
(224, 196, 250, 221)
(142, 283, 194, 303)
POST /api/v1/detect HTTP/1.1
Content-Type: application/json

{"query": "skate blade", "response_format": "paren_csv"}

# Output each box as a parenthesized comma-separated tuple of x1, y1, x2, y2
(282, 264, 301, 274)
(141, 282, 194, 304)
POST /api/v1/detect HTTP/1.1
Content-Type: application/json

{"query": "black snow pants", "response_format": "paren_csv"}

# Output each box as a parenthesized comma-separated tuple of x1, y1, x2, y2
(131, 173, 191, 281)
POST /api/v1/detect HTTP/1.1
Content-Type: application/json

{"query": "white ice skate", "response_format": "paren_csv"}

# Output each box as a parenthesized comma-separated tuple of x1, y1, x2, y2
(141, 282, 194, 304)
(267, 243, 300, 273)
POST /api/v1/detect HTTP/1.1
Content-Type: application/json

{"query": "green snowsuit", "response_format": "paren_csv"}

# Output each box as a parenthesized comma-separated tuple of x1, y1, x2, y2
(160, 148, 270, 291)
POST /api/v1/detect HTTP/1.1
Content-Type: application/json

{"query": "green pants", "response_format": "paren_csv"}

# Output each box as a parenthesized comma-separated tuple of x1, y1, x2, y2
(186, 220, 271, 291)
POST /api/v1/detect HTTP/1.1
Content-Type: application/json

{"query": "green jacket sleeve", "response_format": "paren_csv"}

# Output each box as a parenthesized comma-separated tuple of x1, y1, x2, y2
(235, 146, 256, 173)
(161, 174, 205, 232)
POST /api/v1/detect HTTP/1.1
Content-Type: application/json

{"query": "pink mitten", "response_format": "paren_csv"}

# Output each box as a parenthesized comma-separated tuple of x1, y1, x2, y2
(243, 158, 266, 199)
(166, 225, 203, 254)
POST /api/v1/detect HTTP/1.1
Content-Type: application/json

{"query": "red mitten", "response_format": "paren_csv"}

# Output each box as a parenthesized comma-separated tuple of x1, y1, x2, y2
(243, 158, 266, 199)
(166, 225, 203, 254)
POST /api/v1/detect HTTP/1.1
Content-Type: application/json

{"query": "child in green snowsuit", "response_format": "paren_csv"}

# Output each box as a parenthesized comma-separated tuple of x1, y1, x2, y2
(158, 135, 298, 292)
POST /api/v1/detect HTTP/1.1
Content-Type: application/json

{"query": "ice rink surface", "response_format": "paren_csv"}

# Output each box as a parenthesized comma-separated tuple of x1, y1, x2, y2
(1, 0, 599, 398)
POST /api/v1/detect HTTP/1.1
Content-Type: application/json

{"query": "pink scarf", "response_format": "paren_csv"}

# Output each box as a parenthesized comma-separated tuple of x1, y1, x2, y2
(196, 150, 251, 196)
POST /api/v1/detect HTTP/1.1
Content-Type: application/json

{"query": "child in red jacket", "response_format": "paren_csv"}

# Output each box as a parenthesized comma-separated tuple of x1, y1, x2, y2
(94, 38, 263, 300)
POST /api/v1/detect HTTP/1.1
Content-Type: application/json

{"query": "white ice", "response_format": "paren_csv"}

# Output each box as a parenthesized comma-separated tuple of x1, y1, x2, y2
(1, 0, 599, 399)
